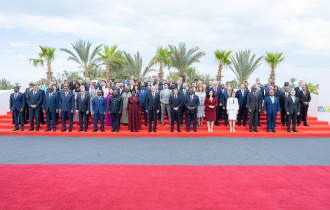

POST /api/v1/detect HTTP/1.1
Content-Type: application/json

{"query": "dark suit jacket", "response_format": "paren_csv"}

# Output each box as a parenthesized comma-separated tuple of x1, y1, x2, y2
(263, 96, 280, 114)
(285, 96, 300, 114)
(27, 90, 43, 108)
(76, 94, 90, 112)
(280, 92, 290, 108)
(247, 92, 261, 111)
(222, 91, 231, 109)
(43, 92, 58, 112)
(69, 81, 77, 90)
(59, 91, 75, 111)
(169, 95, 182, 110)
(184, 94, 199, 113)
(298, 90, 311, 107)
(236, 89, 249, 107)
(108, 95, 123, 113)
(10, 92, 25, 111)
(146, 92, 160, 111)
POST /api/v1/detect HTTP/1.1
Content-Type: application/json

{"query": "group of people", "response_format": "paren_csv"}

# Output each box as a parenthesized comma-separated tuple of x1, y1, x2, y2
(9, 75, 311, 133)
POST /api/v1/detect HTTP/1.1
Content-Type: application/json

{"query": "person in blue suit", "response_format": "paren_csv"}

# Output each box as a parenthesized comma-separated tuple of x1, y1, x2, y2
(108, 89, 123, 132)
(59, 85, 75, 132)
(185, 89, 200, 132)
(92, 90, 106, 132)
(263, 90, 280, 132)
(236, 84, 249, 126)
(10, 86, 25, 131)
(27, 84, 42, 131)
(178, 83, 189, 126)
(43, 87, 58, 132)
(136, 85, 149, 126)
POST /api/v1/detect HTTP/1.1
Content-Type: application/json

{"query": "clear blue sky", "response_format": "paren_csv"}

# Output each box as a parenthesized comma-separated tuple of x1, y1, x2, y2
(0, 0, 329, 87)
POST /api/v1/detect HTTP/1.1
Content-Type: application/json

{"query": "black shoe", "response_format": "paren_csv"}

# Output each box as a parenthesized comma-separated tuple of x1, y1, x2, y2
(267, 130, 270, 133)
(44, 129, 51, 132)
(116, 130, 119, 132)
(258, 124, 261, 127)
(282, 124, 285, 127)
(253, 129, 259, 132)
(170, 129, 174, 132)
(215, 122, 219, 126)
(304, 124, 310, 127)
(297, 124, 300, 126)
(92, 129, 97, 132)
(224, 123, 228, 126)
(148, 129, 152, 132)
(111, 129, 116, 132)
(36, 128, 39, 131)
(12, 128, 19, 131)
(287, 130, 291, 132)
(61, 129, 66, 132)
(53, 129, 56, 132)
(243, 124, 247, 127)
(186, 130, 190, 132)
(28, 128, 34, 131)
(153, 128, 156, 132)
(249, 129, 252, 132)
(144, 123, 147, 126)
(78, 129, 83, 132)
(21, 129, 24, 131)
(178, 130, 181, 132)
(272, 130, 276, 133)
(292, 130, 298, 132)
(238, 124, 241, 126)
(101, 129, 105, 132)
(135, 130, 138, 132)
(68, 129, 72, 132)
(194, 130, 197, 132)
(84, 129, 87, 132)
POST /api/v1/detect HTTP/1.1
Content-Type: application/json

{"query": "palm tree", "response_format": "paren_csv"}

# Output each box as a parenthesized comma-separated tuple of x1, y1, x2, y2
(150, 47, 172, 80)
(61, 40, 102, 78)
(264, 52, 285, 83)
(97, 45, 126, 82)
(214, 50, 232, 84)
(289, 77, 297, 89)
(29, 46, 56, 84)
(168, 43, 205, 82)
(229, 50, 263, 84)
(123, 51, 156, 79)
(0, 78, 12, 90)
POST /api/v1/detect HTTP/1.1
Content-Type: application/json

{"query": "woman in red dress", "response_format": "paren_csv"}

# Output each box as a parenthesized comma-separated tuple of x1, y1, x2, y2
(204, 90, 218, 132)
(127, 90, 142, 132)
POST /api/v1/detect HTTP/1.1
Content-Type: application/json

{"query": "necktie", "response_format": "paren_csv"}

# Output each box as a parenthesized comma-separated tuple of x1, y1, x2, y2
(214, 88, 217, 95)
(152, 93, 155, 99)
(304, 91, 306, 97)
(286, 92, 288, 98)
(184, 90, 186, 96)
(242, 90, 244, 97)
(49, 93, 51, 99)
(191, 95, 193, 102)
(33, 91, 35, 96)
(82, 95, 84, 101)
(271, 97, 274, 103)
(99, 96, 101, 100)
(14, 93, 17, 100)
(292, 97, 295, 103)
(175, 95, 177, 99)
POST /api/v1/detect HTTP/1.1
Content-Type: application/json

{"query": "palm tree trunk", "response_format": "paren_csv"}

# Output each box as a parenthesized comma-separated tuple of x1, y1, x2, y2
(216, 64, 223, 84)
(270, 67, 275, 83)
(47, 63, 52, 85)
(158, 62, 164, 81)
(179, 71, 186, 82)
(106, 63, 110, 82)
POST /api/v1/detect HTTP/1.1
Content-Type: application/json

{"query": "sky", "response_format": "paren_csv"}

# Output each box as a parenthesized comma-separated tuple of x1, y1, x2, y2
(0, 0, 329, 88)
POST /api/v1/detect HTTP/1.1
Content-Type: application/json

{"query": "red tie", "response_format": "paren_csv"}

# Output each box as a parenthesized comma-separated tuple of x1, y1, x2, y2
(304, 91, 306, 97)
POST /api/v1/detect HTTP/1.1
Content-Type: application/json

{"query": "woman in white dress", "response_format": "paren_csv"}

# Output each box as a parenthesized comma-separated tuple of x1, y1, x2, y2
(226, 91, 239, 132)
(195, 85, 206, 126)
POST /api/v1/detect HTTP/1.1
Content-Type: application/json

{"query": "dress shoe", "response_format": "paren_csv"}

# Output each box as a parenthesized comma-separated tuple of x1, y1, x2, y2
(116, 130, 119, 132)
(144, 123, 147, 126)
(53, 129, 56, 132)
(41, 122, 45, 125)
(243, 124, 247, 126)
(61, 129, 66, 132)
(44, 129, 51, 132)
(21, 129, 24, 131)
(249, 129, 252, 132)
(101, 129, 105, 132)
(111, 129, 116, 132)
(297, 123, 301, 126)
(282, 124, 285, 127)
(148, 129, 152, 132)
(68, 129, 72, 132)
(194, 130, 197, 132)
(258, 124, 261, 126)
(304, 124, 310, 127)
(170, 129, 174, 132)
(92, 129, 97, 132)
(292, 130, 298, 132)
(272, 130, 276, 133)
(12, 128, 19, 131)
(224, 123, 228, 126)
(84, 129, 87, 132)
(78, 129, 83, 132)
(135, 130, 138, 132)
(186, 130, 190, 132)
(287, 130, 291, 132)
(266, 130, 270, 133)
(153, 128, 156, 132)
(177, 130, 181, 132)
(238, 124, 241, 126)
(253, 129, 259, 132)
(36, 128, 39, 131)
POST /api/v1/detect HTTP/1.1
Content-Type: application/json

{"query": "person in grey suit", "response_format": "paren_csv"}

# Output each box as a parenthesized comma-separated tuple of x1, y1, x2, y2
(247, 85, 261, 132)
(160, 83, 172, 126)
(285, 90, 300, 132)
(89, 84, 98, 113)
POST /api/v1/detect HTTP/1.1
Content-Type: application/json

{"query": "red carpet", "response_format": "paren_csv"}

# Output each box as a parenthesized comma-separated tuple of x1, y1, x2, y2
(0, 165, 329, 209)
(1, 112, 330, 137)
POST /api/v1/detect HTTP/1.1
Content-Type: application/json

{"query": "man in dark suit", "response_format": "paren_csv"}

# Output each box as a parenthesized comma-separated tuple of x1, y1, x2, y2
(121, 75, 129, 88)
(280, 86, 290, 126)
(136, 85, 149, 126)
(256, 84, 264, 126)
(285, 90, 300, 132)
(169, 88, 182, 132)
(59, 85, 75, 132)
(10, 86, 25, 131)
(179, 84, 188, 126)
(298, 85, 311, 126)
(43, 87, 58, 132)
(69, 77, 77, 90)
(247, 85, 261, 132)
(92, 90, 106, 132)
(76, 88, 90, 132)
(154, 77, 163, 88)
(38, 85, 45, 125)
(110, 78, 116, 90)
(24, 82, 33, 123)
(146, 86, 160, 132)
(138, 77, 147, 88)
(108, 90, 123, 132)
(27, 84, 42, 131)
(236, 84, 248, 126)
(263, 90, 280, 132)
(185, 88, 200, 132)
(117, 83, 124, 96)
(168, 78, 176, 90)
(294, 80, 307, 96)
(222, 87, 232, 126)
